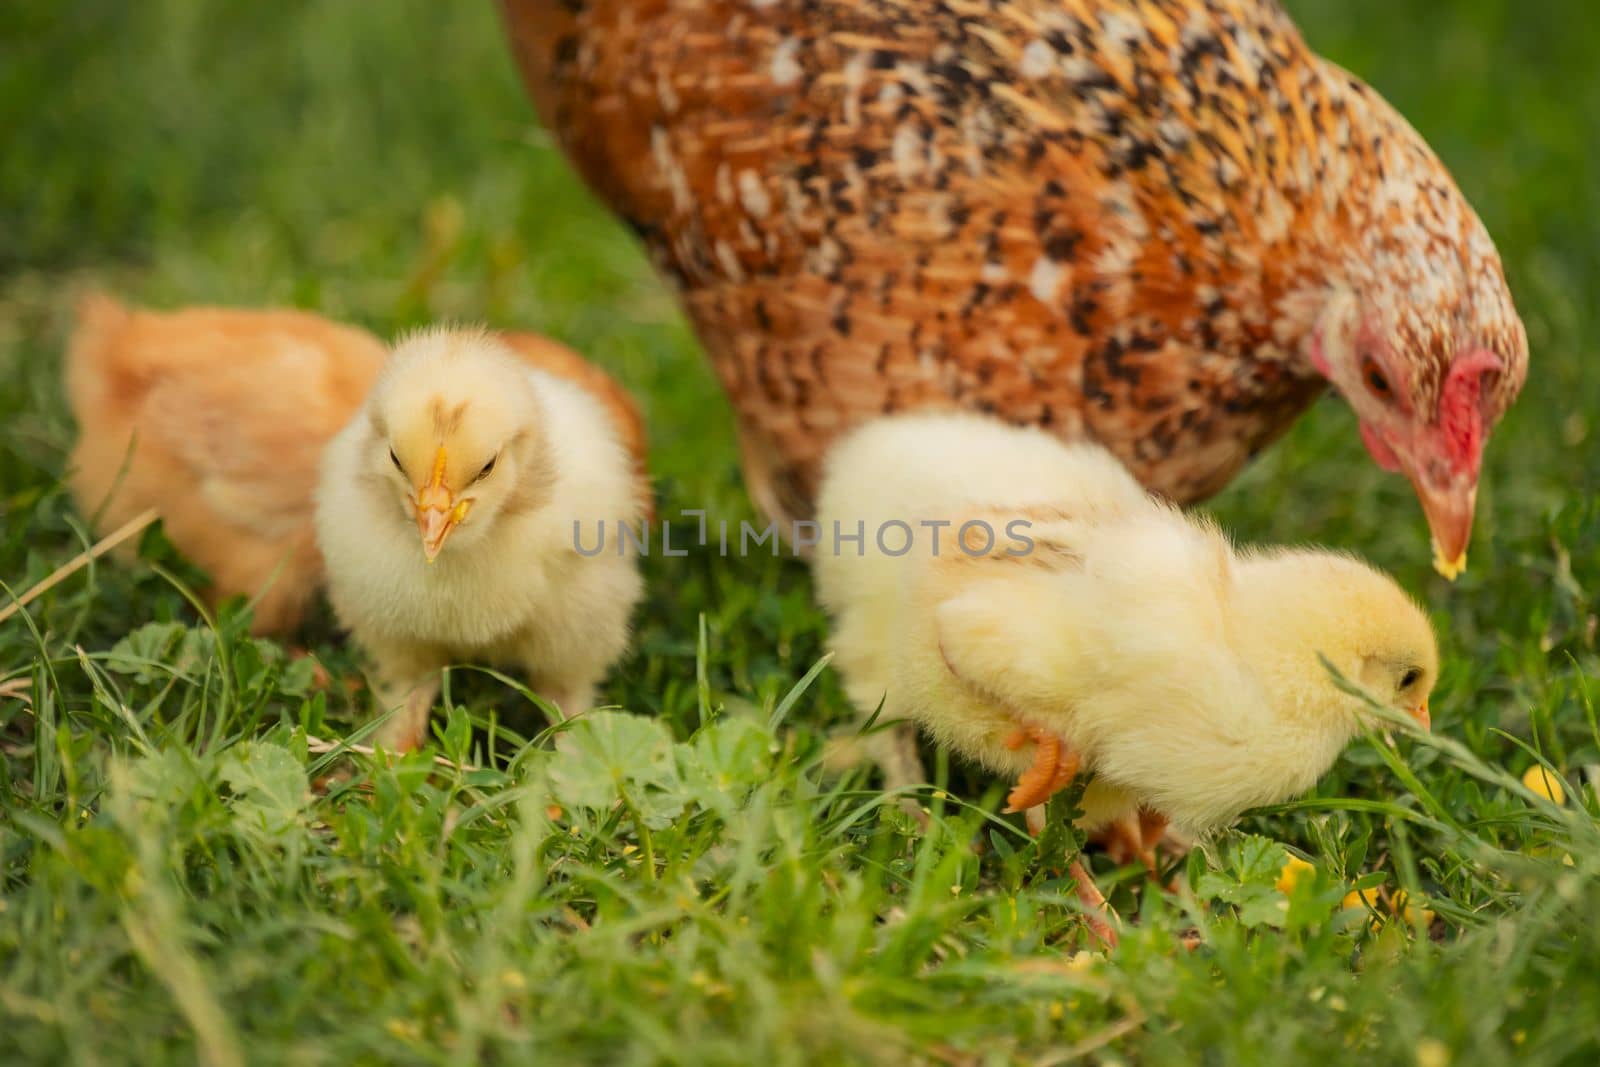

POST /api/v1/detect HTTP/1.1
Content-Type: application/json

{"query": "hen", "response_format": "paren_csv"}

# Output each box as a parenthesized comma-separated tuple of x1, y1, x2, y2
(314, 329, 647, 752)
(501, 0, 1527, 575)
(64, 293, 387, 634)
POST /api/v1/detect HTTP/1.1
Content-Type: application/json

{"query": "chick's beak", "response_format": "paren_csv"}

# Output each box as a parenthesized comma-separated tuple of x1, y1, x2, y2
(1410, 699, 1431, 731)
(413, 446, 472, 562)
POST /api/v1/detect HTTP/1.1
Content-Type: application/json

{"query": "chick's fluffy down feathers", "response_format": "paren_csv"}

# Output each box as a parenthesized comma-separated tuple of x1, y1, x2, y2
(495, 330, 653, 517)
(315, 330, 646, 751)
(65, 292, 387, 633)
(815, 413, 1436, 835)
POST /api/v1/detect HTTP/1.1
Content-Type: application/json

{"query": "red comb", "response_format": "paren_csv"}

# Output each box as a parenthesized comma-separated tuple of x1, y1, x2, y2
(1438, 349, 1503, 477)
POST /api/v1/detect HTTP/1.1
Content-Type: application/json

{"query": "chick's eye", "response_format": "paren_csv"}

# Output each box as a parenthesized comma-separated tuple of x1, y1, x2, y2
(1361, 356, 1393, 401)
(474, 454, 498, 482)
(1399, 667, 1422, 690)
(389, 449, 404, 473)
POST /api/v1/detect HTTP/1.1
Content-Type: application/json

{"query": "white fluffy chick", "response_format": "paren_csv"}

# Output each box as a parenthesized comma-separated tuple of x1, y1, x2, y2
(814, 411, 1438, 841)
(315, 328, 645, 752)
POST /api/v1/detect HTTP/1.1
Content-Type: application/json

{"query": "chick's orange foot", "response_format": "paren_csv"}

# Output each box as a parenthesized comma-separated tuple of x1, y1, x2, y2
(1096, 808, 1171, 877)
(288, 647, 332, 691)
(1002, 723, 1080, 813)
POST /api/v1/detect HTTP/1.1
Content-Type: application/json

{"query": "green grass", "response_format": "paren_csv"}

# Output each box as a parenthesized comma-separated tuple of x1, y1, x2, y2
(2, 0, 1598, 1062)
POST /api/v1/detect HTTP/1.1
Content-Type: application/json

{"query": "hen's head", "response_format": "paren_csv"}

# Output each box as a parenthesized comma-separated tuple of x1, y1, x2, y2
(368, 329, 551, 561)
(1307, 119, 1528, 578)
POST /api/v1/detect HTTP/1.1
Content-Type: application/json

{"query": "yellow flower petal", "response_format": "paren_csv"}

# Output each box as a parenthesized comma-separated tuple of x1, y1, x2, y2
(1392, 890, 1436, 927)
(1521, 766, 1566, 806)
(1342, 886, 1385, 929)
(385, 1018, 422, 1042)
(1341, 886, 1382, 912)
(1276, 855, 1315, 894)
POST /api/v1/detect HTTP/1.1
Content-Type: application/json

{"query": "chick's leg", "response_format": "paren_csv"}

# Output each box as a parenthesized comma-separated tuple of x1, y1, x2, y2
(1068, 857, 1120, 950)
(820, 676, 927, 806)
(866, 722, 928, 795)
(395, 682, 438, 751)
(1005, 726, 1117, 948)
(523, 637, 609, 721)
(865, 722, 933, 828)
(365, 639, 445, 754)
(371, 674, 441, 754)
(532, 678, 595, 720)
(1138, 809, 1171, 870)
(1097, 810, 1168, 876)
(1022, 800, 1121, 950)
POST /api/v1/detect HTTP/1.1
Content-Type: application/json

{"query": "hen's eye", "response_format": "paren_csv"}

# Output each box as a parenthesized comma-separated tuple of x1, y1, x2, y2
(389, 449, 404, 473)
(1362, 357, 1393, 400)
(474, 454, 498, 482)
(1399, 667, 1422, 690)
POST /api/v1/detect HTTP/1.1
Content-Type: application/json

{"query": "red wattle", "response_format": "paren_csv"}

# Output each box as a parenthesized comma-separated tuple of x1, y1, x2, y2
(1359, 422, 1403, 473)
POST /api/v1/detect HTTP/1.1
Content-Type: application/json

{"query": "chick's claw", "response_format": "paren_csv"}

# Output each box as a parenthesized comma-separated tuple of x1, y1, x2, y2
(1002, 724, 1080, 813)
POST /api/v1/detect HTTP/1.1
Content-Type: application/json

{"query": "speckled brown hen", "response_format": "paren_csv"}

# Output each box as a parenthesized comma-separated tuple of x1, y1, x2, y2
(500, 0, 1527, 573)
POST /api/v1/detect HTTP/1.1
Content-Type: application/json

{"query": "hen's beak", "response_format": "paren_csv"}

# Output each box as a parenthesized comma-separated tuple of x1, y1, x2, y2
(1409, 699, 1431, 731)
(1414, 476, 1475, 582)
(1358, 422, 1476, 582)
(413, 446, 472, 562)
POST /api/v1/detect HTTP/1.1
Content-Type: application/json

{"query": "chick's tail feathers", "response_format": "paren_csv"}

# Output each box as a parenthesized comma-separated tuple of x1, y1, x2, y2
(64, 290, 139, 430)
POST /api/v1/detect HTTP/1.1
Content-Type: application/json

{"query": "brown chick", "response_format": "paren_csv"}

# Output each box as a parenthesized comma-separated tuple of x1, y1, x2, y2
(501, 0, 1527, 575)
(64, 293, 387, 634)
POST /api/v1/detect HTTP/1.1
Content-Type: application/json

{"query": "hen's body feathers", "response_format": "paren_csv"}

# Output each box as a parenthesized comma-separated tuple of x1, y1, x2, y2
(502, 0, 1525, 564)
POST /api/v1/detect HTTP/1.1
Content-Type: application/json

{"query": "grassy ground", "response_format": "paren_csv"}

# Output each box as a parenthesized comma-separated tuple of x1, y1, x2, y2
(2, 1, 1598, 1063)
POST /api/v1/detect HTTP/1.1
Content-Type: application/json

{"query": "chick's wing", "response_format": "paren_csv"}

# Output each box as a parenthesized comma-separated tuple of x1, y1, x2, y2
(930, 510, 1244, 730)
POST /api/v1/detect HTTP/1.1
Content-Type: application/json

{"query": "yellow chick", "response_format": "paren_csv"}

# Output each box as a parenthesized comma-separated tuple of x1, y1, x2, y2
(64, 292, 388, 634)
(314, 328, 647, 752)
(814, 412, 1438, 843)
